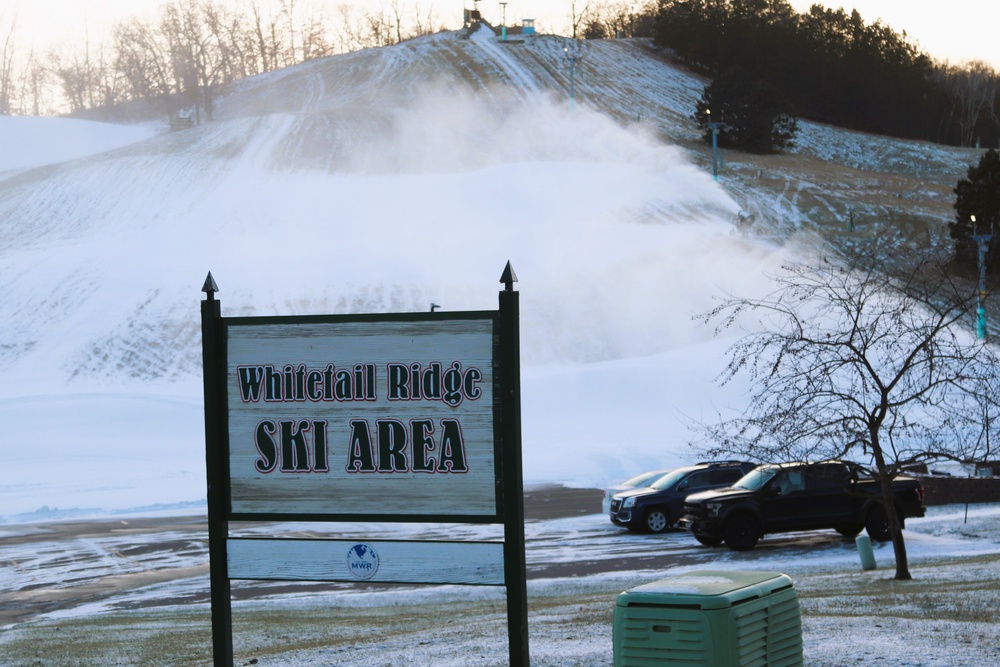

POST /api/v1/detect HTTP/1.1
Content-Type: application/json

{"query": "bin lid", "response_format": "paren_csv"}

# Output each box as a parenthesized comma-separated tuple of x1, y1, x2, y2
(616, 570, 793, 610)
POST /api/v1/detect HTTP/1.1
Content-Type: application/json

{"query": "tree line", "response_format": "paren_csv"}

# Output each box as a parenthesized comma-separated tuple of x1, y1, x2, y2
(644, 0, 999, 149)
(4, 0, 997, 149)
(0, 0, 443, 119)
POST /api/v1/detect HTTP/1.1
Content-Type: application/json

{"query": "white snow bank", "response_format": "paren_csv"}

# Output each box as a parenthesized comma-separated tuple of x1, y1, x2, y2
(0, 387, 205, 520)
(0, 116, 158, 172)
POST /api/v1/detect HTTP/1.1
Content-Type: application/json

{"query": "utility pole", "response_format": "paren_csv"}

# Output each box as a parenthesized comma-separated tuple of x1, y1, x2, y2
(564, 44, 581, 109)
(500, 1, 508, 41)
(971, 215, 992, 339)
(706, 108, 721, 181)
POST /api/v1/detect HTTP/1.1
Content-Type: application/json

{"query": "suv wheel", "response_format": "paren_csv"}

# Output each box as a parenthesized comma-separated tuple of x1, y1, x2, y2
(643, 507, 671, 534)
(723, 515, 761, 551)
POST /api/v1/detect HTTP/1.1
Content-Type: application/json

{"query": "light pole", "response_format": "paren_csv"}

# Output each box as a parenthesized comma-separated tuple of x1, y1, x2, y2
(971, 215, 992, 339)
(706, 108, 721, 181)
(564, 45, 581, 109)
(500, 1, 507, 41)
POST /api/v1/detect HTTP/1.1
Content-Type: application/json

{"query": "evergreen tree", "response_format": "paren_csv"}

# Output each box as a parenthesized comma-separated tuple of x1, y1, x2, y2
(951, 149, 1000, 274)
(694, 68, 798, 154)
(654, 0, 961, 146)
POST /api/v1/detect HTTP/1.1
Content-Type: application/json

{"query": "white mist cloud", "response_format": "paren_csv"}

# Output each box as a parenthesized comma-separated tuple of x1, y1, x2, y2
(1, 82, 802, 380)
(0, 61, 813, 514)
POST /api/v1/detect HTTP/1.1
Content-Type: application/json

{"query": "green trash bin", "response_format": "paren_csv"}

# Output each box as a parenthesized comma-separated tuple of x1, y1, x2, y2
(613, 570, 803, 667)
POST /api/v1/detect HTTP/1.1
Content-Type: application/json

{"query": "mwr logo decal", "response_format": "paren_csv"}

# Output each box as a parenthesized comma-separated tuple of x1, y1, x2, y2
(346, 543, 379, 580)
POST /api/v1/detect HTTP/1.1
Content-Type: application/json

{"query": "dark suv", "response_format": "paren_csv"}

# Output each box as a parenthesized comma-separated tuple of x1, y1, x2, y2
(609, 460, 757, 533)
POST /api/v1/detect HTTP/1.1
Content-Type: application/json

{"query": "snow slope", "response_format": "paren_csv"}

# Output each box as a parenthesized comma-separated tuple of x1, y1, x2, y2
(0, 29, 983, 521)
(0, 116, 158, 173)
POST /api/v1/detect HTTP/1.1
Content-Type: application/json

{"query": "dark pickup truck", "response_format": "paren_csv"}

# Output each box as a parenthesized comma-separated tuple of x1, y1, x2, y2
(679, 461, 926, 551)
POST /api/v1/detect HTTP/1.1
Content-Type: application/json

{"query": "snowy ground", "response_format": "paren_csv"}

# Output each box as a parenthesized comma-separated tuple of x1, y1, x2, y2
(1, 501, 999, 665)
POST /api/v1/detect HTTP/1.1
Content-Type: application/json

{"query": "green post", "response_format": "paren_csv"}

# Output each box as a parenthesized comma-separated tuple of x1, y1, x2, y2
(708, 121, 721, 181)
(972, 232, 991, 339)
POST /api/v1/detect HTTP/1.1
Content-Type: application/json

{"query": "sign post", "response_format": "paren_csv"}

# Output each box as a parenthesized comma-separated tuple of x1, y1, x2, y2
(499, 262, 529, 664)
(200, 272, 233, 667)
(200, 264, 527, 665)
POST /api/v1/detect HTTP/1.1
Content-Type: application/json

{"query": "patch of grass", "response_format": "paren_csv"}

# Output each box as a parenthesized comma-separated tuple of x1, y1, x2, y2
(0, 608, 214, 666)
(795, 553, 1000, 624)
(5, 556, 998, 665)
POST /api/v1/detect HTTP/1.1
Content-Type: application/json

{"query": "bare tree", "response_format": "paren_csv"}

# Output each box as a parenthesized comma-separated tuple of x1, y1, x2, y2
(283, 0, 298, 63)
(0, 9, 17, 114)
(568, 0, 592, 40)
(937, 60, 1000, 148)
(114, 18, 172, 104)
(0, 11, 51, 115)
(584, 1, 643, 39)
(349, 5, 395, 49)
(240, 0, 320, 70)
(16, 50, 47, 115)
(297, 10, 334, 60)
(244, 0, 277, 73)
(697, 240, 1000, 580)
(51, 26, 118, 113)
(572, 0, 658, 40)
(159, 0, 237, 121)
(408, 1, 442, 41)
(334, 4, 378, 52)
(203, 2, 250, 80)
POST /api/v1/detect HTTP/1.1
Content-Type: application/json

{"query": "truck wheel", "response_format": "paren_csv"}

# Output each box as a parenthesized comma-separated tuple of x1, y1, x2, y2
(835, 524, 864, 538)
(865, 507, 891, 542)
(693, 533, 723, 547)
(723, 515, 760, 551)
(643, 507, 671, 534)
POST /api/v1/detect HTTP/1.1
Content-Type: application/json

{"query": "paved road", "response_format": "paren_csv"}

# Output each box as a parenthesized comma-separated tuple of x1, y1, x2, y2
(523, 484, 603, 519)
(0, 485, 857, 627)
(0, 486, 598, 627)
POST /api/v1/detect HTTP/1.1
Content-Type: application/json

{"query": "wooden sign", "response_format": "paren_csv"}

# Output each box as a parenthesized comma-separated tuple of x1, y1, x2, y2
(200, 263, 528, 666)
(226, 316, 499, 519)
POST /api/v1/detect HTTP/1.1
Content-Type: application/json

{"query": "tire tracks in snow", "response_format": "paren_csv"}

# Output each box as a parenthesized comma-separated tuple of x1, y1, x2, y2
(468, 29, 543, 100)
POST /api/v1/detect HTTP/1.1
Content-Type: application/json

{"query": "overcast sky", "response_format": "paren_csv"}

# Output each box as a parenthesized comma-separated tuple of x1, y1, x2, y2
(9, 0, 1000, 68)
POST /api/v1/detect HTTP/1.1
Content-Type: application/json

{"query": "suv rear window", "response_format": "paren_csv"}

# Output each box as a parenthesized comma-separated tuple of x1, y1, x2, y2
(653, 465, 748, 492)
(711, 469, 743, 485)
(681, 471, 712, 490)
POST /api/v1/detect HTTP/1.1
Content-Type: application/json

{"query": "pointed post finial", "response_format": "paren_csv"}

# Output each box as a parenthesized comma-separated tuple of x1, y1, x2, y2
(500, 261, 518, 292)
(202, 272, 219, 300)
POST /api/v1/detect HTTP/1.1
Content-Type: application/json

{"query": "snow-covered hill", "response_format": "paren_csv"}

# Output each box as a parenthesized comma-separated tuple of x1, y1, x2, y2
(0, 27, 983, 521)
